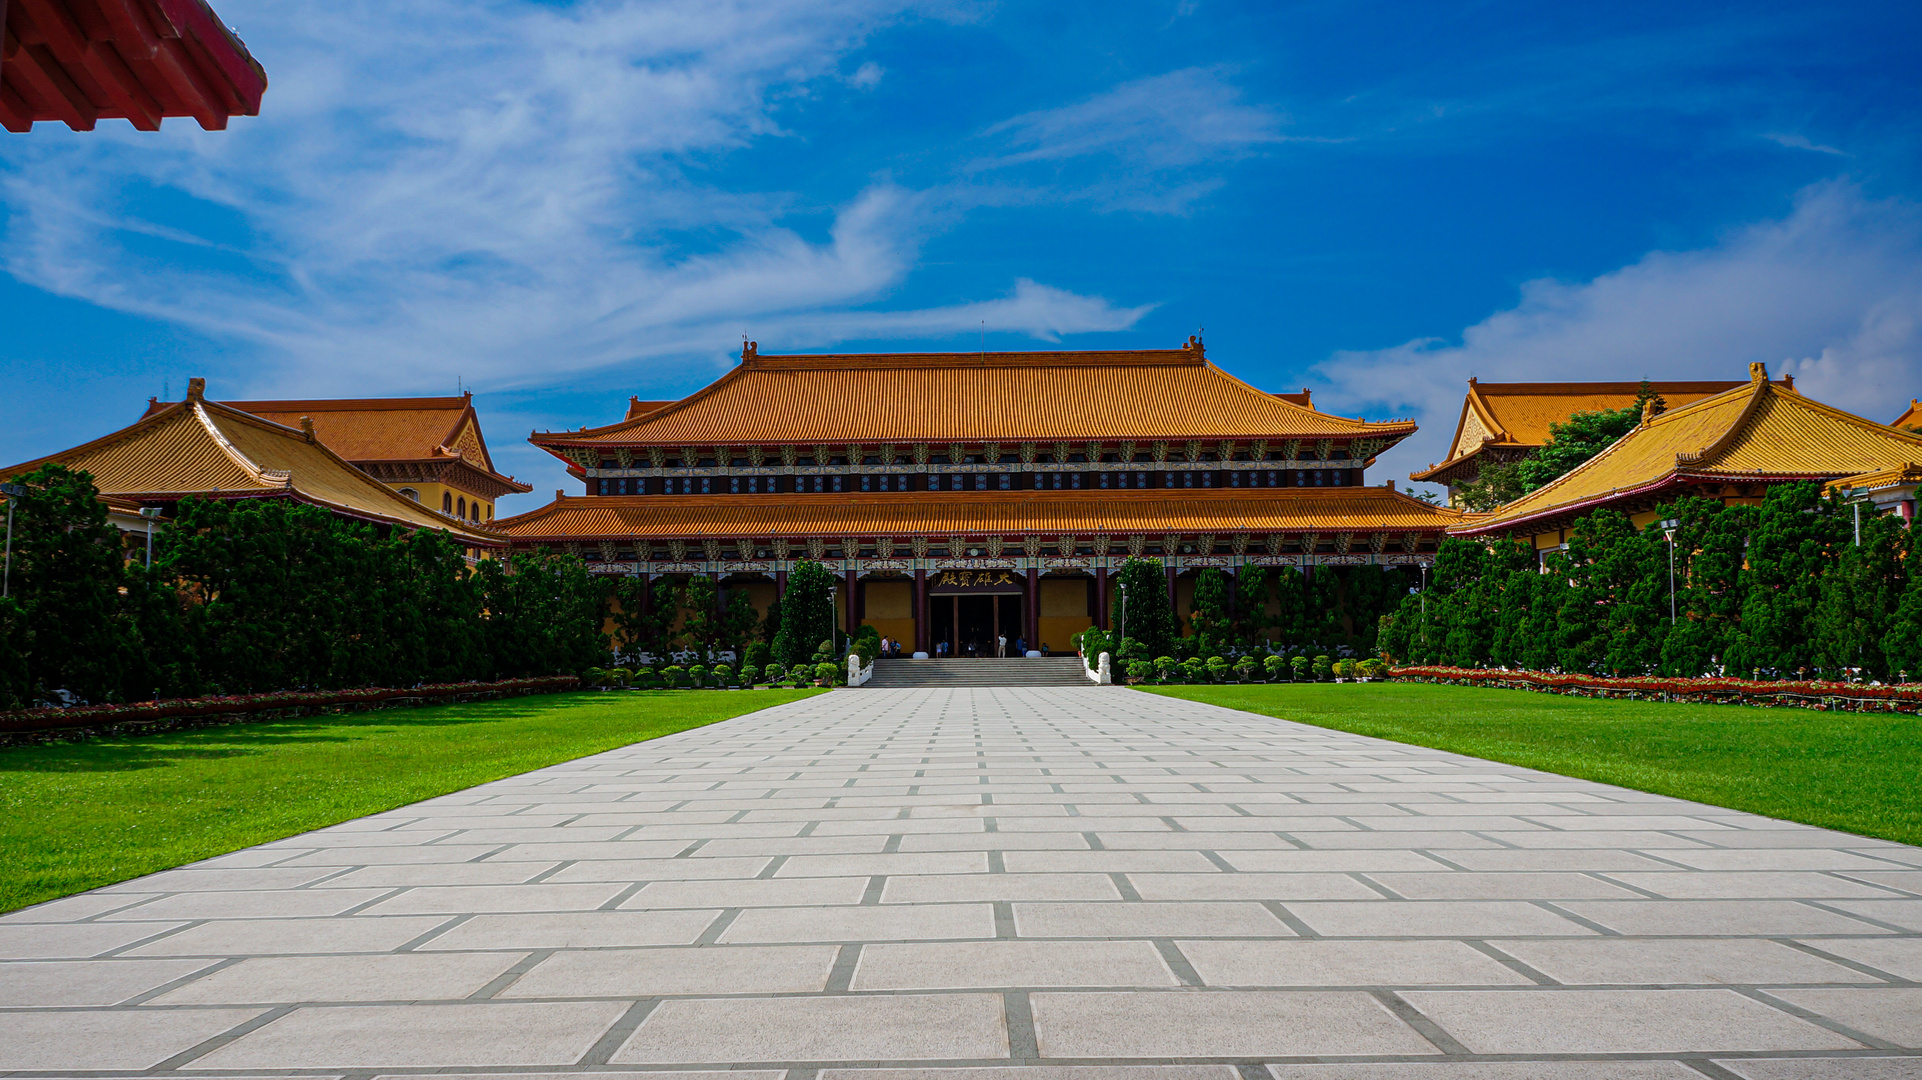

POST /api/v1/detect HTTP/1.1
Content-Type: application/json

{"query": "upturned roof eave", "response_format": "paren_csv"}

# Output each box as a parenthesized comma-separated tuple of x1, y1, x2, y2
(530, 423, 1420, 450)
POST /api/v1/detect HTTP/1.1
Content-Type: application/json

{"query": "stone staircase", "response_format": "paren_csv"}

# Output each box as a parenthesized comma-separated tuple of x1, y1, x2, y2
(860, 657, 1099, 688)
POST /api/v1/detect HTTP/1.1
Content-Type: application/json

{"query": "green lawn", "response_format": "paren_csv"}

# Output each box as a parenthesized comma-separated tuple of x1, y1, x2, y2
(0, 689, 820, 914)
(1144, 683, 1922, 846)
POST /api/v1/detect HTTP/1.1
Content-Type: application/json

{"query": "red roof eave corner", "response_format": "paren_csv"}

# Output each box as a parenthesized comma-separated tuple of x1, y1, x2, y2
(156, 0, 267, 116)
(2, 0, 266, 133)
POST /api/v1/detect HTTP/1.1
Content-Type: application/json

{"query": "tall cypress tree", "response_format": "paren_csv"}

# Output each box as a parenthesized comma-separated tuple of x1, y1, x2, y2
(9, 464, 143, 703)
(1812, 499, 1908, 679)
(1656, 496, 1752, 676)
(1725, 482, 1846, 679)
(1111, 556, 1176, 660)
(776, 559, 837, 666)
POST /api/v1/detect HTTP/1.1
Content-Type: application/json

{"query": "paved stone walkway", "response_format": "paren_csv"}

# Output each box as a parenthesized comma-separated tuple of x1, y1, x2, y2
(4, 688, 1922, 1078)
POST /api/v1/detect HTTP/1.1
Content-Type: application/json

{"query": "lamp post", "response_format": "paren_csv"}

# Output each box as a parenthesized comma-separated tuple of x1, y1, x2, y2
(140, 506, 164, 568)
(0, 481, 24, 599)
(1659, 518, 1680, 625)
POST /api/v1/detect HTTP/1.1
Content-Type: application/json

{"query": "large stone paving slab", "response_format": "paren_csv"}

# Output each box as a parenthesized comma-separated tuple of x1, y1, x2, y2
(4, 686, 1921, 1076)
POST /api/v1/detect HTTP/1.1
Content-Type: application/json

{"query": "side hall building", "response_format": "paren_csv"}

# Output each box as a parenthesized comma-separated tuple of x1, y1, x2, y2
(499, 339, 1469, 655)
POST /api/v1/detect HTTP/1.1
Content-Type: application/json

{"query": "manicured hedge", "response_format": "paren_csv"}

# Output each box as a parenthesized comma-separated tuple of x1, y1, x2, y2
(0, 464, 608, 709)
(1379, 482, 1922, 681)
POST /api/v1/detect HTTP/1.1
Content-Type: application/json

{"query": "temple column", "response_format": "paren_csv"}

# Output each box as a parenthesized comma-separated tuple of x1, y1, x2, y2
(845, 568, 859, 635)
(1026, 567, 1040, 652)
(914, 568, 929, 656)
(1094, 570, 1108, 631)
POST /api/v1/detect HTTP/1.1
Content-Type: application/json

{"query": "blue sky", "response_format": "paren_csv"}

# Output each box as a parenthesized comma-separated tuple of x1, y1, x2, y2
(4, 0, 1920, 502)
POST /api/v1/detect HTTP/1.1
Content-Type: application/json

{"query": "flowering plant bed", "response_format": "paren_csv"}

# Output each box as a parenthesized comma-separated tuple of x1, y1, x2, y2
(1391, 666, 1922, 713)
(1, 676, 581, 738)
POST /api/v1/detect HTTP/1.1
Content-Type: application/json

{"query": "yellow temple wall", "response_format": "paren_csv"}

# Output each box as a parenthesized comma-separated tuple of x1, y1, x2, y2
(1038, 577, 1092, 654)
(861, 579, 916, 650)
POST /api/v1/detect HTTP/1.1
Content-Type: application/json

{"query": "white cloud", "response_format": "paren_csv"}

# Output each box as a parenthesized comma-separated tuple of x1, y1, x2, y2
(1765, 131, 1848, 156)
(982, 67, 1286, 169)
(0, 0, 1143, 400)
(1313, 182, 1922, 482)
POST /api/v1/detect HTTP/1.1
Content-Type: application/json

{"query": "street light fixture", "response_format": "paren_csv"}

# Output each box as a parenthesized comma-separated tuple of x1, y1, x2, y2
(0, 481, 25, 599)
(140, 507, 164, 568)
(1659, 518, 1680, 625)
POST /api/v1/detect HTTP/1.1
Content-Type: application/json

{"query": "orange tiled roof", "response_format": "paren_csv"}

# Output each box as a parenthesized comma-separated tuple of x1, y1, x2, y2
(532, 342, 1413, 450)
(1895, 400, 1921, 431)
(1411, 379, 1758, 482)
(1827, 463, 1922, 496)
(493, 486, 1467, 541)
(1452, 367, 1922, 536)
(141, 392, 530, 491)
(9, 394, 503, 545)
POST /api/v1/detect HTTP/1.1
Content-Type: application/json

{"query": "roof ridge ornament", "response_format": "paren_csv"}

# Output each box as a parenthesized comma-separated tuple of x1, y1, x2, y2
(742, 340, 758, 362)
(186, 377, 206, 401)
(1750, 361, 1769, 383)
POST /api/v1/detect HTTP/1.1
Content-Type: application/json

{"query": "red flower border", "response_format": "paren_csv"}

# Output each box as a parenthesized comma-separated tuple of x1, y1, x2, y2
(1390, 666, 1922, 712)
(2, 677, 582, 734)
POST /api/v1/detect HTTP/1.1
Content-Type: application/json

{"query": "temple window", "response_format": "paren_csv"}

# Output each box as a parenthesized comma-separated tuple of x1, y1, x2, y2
(398, 488, 419, 502)
(974, 474, 988, 490)
(1099, 473, 1110, 489)
(1182, 473, 1193, 488)
(999, 473, 1012, 490)
(1229, 472, 1240, 488)
(457, 497, 467, 518)
(860, 475, 871, 491)
(1267, 471, 1280, 487)
(1201, 472, 1213, 488)
(1164, 472, 1176, 488)
(832, 475, 844, 492)
(730, 476, 740, 493)
(1071, 472, 1082, 489)
(443, 492, 454, 512)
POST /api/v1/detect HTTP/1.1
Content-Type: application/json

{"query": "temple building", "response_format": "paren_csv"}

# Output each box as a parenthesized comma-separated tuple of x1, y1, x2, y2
(4, 379, 502, 549)
(1412, 377, 1793, 505)
(500, 339, 1468, 656)
(1451, 363, 1922, 548)
(1895, 400, 1920, 432)
(143, 391, 533, 526)
(2, 0, 266, 132)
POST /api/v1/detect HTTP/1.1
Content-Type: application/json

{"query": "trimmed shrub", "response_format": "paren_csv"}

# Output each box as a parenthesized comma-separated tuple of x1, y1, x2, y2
(711, 663, 734, 686)
(1154, 656, 1178, 683)
(662, 665, 688, 688)
(1312, 655, 1334, 681)
(1126, 659, 1153, 682)
(1262, 654, 1285, 682)
(738, 664, 759, 686)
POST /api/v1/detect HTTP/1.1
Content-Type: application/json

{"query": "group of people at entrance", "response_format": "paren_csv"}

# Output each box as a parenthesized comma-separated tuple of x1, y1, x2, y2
(932, 633, 1027, 657)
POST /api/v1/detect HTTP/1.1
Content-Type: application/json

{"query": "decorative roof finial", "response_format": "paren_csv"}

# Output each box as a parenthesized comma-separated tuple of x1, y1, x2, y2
(742, 340, 758, 361)
(1749, 361, 1769, 383)
(300, 416, 316, 442)
(186, 377, 206, 401)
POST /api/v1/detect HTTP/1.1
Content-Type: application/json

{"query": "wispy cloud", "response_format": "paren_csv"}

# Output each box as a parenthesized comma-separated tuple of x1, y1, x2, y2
(970, 67, 1300, 212)
(1765, 131, 1848, 156)
(1312, 182, 1922, 480)
(0, 0, 1145, 399)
